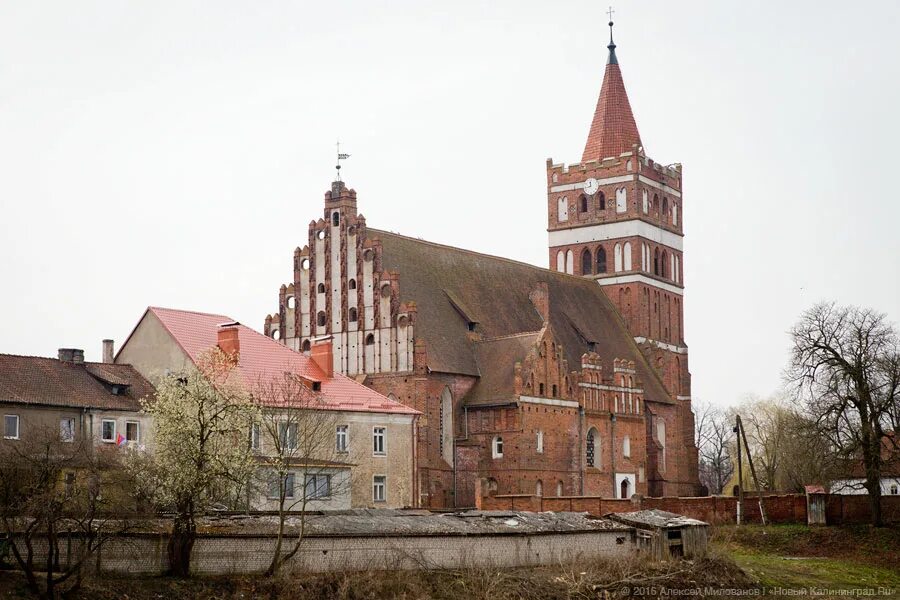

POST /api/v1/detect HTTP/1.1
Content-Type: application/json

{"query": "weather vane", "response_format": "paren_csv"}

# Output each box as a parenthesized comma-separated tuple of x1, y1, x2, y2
(336, 140, 350, 181)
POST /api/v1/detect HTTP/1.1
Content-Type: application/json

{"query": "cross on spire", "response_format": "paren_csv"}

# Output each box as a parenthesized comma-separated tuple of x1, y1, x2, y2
(606, 5, 617, 64)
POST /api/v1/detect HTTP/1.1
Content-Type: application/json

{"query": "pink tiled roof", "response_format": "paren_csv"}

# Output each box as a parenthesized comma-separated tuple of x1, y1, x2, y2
(147, 307, 418, 416)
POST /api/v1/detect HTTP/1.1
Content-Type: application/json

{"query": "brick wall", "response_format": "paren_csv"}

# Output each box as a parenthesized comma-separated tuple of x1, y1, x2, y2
(14, 529, 637, 575)
(478, 491, 900, 526)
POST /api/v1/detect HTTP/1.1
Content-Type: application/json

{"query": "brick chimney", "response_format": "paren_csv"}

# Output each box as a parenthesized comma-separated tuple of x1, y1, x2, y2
(310, 337, 334, 379)
(102, 339, 114, 364)
(217, 323, 240, 358)
(58, 348, 84, 364)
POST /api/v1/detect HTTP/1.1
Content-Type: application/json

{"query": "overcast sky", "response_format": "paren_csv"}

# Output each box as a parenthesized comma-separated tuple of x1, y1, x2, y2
(1, 1, 898, 408)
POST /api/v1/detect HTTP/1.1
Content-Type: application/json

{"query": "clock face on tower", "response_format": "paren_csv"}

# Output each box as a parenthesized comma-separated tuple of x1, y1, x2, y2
(583, 178, 599, 195)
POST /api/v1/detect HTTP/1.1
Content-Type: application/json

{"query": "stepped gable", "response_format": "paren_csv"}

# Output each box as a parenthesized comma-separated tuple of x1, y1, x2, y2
(370, 230, 672, 405)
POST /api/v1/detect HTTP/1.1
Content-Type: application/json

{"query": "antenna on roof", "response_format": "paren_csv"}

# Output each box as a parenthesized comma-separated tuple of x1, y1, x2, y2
(335, 140, 350, 182)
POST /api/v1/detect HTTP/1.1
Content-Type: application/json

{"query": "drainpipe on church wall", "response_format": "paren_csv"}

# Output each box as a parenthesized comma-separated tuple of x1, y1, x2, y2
(578, 406, 585, 496)
(610, 412, 617, 496)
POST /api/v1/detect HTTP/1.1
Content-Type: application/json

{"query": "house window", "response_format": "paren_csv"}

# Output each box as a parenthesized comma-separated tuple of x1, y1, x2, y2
(536, 430, 544, 454)
(101, 419, 116, 443)
(305, 474, 331, 499)
(492, 436, 503, 459)
(125, 421, 140, 443)
(4, 415, 19, 440)
(373, 475, 386, 502)
(251, 423, 261, 451)
(336, 425, 348, 453)
(373, 427, 386, 455)
(279, 422, 298, 450)
(60, 417, 75, 442)
(268, 473, 295, 499)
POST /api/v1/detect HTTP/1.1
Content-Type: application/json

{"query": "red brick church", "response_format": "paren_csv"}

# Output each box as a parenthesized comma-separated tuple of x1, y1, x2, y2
(264, 23, 700, 508)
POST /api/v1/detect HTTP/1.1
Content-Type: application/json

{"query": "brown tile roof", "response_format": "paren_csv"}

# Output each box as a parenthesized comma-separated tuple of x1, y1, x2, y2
(467, 332, 541, 406)
(371, 230, 672, 405)
(0, 354, 154, 411)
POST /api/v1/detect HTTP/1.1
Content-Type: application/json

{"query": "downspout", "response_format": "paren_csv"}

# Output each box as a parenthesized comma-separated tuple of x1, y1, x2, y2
(412, 415, 419, 508)
(579, 406, 585, 495)
(610, 412, 617, 496)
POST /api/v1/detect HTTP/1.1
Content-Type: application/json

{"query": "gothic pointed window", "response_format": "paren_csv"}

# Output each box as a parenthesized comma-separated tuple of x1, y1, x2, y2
(349, 279, 357, 290)
(598, 192, 606, 211)
(581, 249, 592, 275)
(653, 249, 660, 276)
(349, 307, 358, 322)
(317, 283, 325, 294)
(365, 333, 375, 346)
(579, 194, 588, 213)
(586, 428, 598, 468)
(301, 339, 311, 353)
(596, 247, 607, 273)
(317, 312, 326, 327)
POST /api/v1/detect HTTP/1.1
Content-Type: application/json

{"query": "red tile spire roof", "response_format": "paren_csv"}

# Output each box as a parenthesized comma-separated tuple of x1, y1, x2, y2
(145, 307, 418, 415)
(581, 20, 642, 162)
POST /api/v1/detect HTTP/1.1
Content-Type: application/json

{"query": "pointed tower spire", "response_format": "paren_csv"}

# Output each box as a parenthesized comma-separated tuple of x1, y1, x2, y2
(581, 12, 642, 163)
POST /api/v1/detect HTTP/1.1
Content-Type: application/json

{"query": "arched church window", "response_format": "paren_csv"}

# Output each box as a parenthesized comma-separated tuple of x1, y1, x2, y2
(596, 246, 607, 273)
(286, 296, 295, 310)
(271, 328, 280, 340)
(662, 197, 668, 222)
(317, 229, 326, 240)
(332, 212, 340, 226)
(598, 192, 606, 211)
(565, 250, 574, 275)
(661, 251, 668, 279)
(578, 194, 588, 213)
(653, 249, 660, 276)
(316, 312, 326, 327)
(301, 339, 311, 352)
(581, 249, 592, 275)
(349, 279, 357, 290)
(614, 243, 623, 272)
(349, 307, 358, 322)
(317, 283, 325, 294)
(586, 428, 598, 467)
(535, 480, 543, 497)
(365, 333, 375, 346)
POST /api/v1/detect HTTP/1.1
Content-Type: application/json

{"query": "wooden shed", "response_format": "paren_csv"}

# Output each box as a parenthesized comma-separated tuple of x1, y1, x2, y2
(606, 510, 709, 560)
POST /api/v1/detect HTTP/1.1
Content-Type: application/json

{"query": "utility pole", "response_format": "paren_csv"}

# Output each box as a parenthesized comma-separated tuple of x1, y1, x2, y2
(734, 417, 743, 525)
(735, 415, 768, 526)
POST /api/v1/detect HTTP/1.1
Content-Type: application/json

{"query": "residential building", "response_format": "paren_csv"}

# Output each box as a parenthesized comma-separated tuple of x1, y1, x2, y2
(0, 346, 155, 453)
(116, 306, 419, 509)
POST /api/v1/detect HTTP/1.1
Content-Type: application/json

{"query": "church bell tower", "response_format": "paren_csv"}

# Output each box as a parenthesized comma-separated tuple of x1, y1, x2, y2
(545, 18, 690, 403)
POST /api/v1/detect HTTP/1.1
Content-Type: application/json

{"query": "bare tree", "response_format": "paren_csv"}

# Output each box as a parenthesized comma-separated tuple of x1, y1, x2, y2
(131, 349, 259, 576)
(694, 400, 734, 495)
(0, 426, 137, 599)
(251, 373, 347, 576)
(787, 302, 900, 526)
